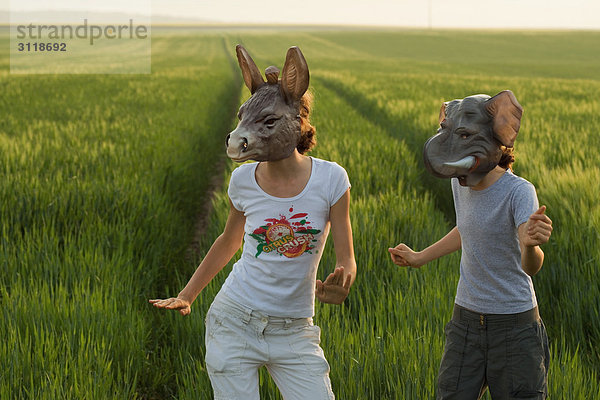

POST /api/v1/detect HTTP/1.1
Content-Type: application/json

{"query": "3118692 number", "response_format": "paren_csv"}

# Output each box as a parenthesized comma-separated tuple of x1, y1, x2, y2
(17, 43, 67, 52)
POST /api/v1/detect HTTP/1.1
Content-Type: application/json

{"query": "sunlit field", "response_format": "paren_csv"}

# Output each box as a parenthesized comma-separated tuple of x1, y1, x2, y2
(1, 27, 599, 399)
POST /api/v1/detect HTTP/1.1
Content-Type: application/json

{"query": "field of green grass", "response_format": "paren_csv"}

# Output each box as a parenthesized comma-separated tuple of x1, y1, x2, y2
(1, 27, 599, 399)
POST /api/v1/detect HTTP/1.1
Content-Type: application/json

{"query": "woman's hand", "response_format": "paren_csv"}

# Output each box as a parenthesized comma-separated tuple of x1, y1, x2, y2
(149, 297, 191, 316)
(316, 266, 352, 305)
(522, 206, 553, 247)
(519, 206, 552, 276)
(388, 243, 424, 268)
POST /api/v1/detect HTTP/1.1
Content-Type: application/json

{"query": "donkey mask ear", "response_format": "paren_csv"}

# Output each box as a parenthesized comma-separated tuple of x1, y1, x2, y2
(236, 45, 265, 94)
(484, 90, 523, 147)
(280, 46, 310, 104)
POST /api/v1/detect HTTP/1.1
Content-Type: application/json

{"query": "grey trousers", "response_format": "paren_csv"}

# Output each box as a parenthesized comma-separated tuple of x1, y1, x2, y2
(437, 304, 550, 400)
(204, 291, 334, 400)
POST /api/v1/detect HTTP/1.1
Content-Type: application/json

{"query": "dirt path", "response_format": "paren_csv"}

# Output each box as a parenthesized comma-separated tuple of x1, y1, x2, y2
(185, 156, 228, 262)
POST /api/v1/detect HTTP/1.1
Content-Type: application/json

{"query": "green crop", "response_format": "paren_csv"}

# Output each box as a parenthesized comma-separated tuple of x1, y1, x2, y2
(1, 28, 598, 399)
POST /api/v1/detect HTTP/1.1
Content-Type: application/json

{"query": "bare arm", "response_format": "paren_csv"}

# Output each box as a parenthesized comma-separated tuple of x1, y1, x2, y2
(316, 189, 356, 304)
(149, 200, 245, 315)
(330, 189, 356, 285)
(519, 205, 552, 276)
(388, 226, 461, 268)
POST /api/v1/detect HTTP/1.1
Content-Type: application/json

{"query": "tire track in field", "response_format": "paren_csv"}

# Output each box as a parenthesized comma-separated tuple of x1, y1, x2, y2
(295, 32, 373, 60)
(312, 75, 455, 222)
(144, 36, 243, 400)
(186, 37, 243, 260)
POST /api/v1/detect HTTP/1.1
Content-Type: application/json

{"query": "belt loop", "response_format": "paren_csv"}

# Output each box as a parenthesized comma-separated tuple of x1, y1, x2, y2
(284, 318, 292, 329)
(242, 309, 251, 325)
(453, 304, 462, 322)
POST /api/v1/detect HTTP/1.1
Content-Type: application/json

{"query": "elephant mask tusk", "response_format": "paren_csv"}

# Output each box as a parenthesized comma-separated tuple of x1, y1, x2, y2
(443, 156, 477, 169)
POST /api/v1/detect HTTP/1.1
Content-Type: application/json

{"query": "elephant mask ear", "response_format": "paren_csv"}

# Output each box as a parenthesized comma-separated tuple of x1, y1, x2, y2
(484, 90, 523, 148)
(236, 44, 265, 94)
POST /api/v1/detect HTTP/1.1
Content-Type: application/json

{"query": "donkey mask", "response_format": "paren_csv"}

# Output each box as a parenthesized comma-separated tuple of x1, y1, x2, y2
(226, 45, 310, 162)
(423, 90, 523, 186)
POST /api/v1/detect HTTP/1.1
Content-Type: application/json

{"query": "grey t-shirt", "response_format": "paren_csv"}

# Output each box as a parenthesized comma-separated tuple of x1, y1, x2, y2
(452, 170, 539, 314)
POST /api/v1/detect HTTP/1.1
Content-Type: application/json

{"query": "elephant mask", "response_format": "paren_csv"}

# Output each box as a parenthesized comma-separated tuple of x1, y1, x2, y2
(423, 90, 523, 187)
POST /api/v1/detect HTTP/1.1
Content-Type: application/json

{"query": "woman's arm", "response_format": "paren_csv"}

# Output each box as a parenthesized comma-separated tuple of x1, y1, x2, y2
(388, 226, 462, 268)
(518, 205, 552, 276)
(330, 189, 356, 285)
(149, 200, 246, 315)
(316, 189, 356, 305)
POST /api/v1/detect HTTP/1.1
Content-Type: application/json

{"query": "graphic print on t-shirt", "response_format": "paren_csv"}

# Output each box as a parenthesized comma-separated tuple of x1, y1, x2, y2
(250, 207, 321, 258)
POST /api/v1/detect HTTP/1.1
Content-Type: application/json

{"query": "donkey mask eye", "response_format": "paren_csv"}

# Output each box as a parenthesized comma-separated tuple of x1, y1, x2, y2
(265, 118, 279, 127)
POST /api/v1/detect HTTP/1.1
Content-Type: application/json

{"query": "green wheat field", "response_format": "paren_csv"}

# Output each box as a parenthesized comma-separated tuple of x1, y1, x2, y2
(1, 27, 599, 399)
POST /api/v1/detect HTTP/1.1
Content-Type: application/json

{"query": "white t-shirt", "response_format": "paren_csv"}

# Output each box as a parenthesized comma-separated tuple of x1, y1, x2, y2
(221, 157, 351, 318)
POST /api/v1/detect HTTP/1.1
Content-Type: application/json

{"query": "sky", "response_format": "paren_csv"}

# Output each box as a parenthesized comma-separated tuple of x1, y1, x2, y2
(4, 0, 600, 29)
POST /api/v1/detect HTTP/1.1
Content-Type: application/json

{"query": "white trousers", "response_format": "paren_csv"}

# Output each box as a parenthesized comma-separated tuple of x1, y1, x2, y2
(204, 291, 335, 400)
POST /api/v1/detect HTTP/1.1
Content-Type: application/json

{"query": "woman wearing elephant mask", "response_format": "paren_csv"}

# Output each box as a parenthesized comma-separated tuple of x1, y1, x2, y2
(389, 90, 553, 399)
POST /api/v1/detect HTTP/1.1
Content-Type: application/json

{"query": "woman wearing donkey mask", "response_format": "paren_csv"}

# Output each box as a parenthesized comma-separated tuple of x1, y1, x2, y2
(389, 91, 552, 399)
(151, 45, 355, 400)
